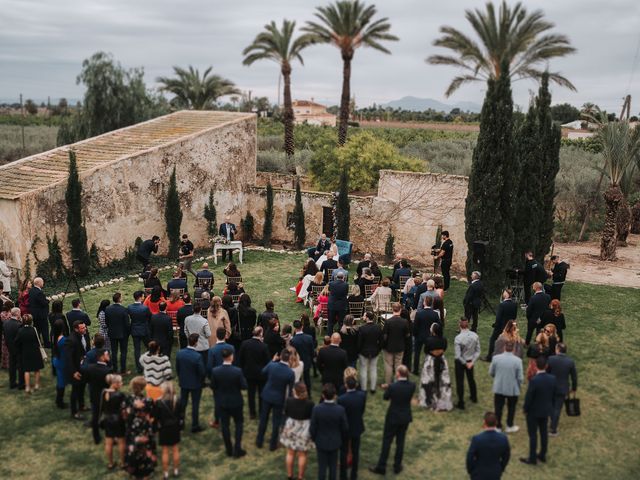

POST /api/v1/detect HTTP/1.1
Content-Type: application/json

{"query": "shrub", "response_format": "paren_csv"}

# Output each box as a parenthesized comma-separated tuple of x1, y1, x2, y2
(241, 211, 255, 241)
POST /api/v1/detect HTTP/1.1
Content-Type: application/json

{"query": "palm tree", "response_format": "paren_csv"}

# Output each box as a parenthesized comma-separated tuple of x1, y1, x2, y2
(157, 66, 240, 110)
(243, 20, 310, 157)
(303, 0, 398, 145)
(427, 1, 576, 97)
(597, 120, 640, 260)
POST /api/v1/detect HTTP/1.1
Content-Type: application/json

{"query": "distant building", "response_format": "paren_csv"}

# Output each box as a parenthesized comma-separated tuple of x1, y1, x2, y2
(292, 99, 336, 127)
(561, 119, 596, 139)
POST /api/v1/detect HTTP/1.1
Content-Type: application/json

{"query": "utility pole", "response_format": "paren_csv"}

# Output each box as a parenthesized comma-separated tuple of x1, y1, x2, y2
(20, 93, 25, 152)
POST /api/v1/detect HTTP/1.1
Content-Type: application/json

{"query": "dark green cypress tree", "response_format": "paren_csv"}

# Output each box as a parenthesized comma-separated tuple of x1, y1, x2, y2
(204, 188, 217, 237)
(293, 179, 306, 249)
(165, 166, 182, 258)
(262, 182, 274, 247)
(464, 62, 516, 293)
(536, 72, 561, 260)
(65, 150, 90, 276)
(336, 168, 350, 240)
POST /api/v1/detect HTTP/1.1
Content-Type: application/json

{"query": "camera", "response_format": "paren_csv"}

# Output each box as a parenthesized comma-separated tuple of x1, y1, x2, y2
(430, 245, 440, 256)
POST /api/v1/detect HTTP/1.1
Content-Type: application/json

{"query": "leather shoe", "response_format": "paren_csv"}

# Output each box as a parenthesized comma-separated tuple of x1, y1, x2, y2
(394, 465, 403, 474)
(537, 454, 547, 463)
(369, 466, 386, 475)
(191, 425, 205, 433)
(519, 457, 537, 465)
(234, 449, 247, 458)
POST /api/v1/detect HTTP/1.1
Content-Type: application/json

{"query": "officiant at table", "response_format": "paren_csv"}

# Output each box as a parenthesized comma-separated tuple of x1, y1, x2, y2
(219, 216, 237, 261)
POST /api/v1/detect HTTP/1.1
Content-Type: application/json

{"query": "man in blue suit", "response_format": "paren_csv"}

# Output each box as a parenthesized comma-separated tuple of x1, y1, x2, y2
(256, 348, 295, 451)
(211, 349, 248, 458)
(207, 327, 235, 428)
(167, 270, 188, 295)
(290, 319, 315, 393)
(176, 333, 206, 433)
(520, 356, 557, 465)
(127, 291, 151, 373)
(466, 411, 510, 479)
(104, 293, 130, 374)
(338, 376, 367, 480)
(311, 383, 349, 480)
(412, 296, 439, 375)
(66, 298, 91, 331)
(219, 216, 237, 261)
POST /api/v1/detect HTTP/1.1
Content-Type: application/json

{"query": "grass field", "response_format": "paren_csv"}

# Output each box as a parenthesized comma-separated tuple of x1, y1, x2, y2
(0, 250, 638, 479)
(0, 124, 58, 164)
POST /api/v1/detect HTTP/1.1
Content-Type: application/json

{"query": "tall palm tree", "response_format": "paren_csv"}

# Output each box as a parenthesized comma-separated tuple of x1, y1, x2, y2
(157, 66, 240, 110)
(303, 0, 398, 145)
(427, 1, 576, 97)
(243, 20, 310, 157)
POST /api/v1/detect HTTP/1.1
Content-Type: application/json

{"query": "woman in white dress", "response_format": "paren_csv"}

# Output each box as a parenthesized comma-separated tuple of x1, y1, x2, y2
(315, 239, 338, 270)
(297, 259, 320, 303)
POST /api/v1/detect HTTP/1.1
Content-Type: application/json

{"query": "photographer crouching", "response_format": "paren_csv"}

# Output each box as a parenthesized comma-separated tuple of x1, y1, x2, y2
(432, 231, 453, 291)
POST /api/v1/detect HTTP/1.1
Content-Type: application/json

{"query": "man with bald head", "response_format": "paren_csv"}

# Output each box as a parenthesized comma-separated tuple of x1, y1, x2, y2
(219, 216, 237, 261)
(195, 262, 214, 290)
(29, 277, 50, 347)
(317, 333, 348, 391)
(356, 253, 372, 278)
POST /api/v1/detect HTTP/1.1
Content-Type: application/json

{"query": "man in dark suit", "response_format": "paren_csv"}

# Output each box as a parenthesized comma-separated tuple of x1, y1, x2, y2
(290, 319, 315, 393)
(256, 348, 295, 451)
(521, 356, 557, 465)
(176, 333, 206, 433)
(412, 296, 440, 374)
(167, 270, 188, 295)
(105, 292, 130, 374)
(392, 259, 411, 291)
(66, 320, 91, 418)
(523, 251, 547, 304)
(355, 253, 372, 278)
(320, 251, 339, 283)
(485, 289, 518, 360)
(370, 365, 416, 475)
(195, 262, 215, 291)
(382, 303, 411, 385)
(309, 233, 332, 261)
(150, 301, 174, 358)
(547, 255, 569, 301)
(525, 283, 551, 344)
(207, 327, 236, 428)
(317, 333, 348, 391)
(137, 235, 160, 270)
(338, 376, 367, 480)
(238, 327, 271, 419)
(66, 299, 91, 330)
(310, 383, 349, 480)
(436, 230, 454, 290)
(466, 411, 511, 479)
(80, 348, 113, 444)
(547, 343, 578, 435)
(211, 349, 248, 458)
(127, 291, 152, 373)
(327, 272, 348, 334)
(176, 294, 193, 349)
(29, 277, 50, 347)
(219, 216, 237, 261)
(463, 271, 484, 332)
(3, 307, 22, 389)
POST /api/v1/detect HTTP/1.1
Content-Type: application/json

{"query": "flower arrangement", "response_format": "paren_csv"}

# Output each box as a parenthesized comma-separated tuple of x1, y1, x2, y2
(209, 235, 230, 245)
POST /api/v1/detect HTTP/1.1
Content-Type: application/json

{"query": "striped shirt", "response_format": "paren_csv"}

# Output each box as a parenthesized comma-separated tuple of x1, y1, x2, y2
(139, 352, 173, 386)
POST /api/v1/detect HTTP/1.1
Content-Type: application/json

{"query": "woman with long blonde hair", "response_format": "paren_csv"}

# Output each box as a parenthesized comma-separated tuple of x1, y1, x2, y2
(493, 319, 524, 358)
(154, 381, 182, 480)
(207, 296, 230, 346)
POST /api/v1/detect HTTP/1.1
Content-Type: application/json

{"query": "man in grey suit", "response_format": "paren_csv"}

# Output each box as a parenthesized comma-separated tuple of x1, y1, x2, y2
(489, 341, 523, 433)
(547, 343, 577, 436)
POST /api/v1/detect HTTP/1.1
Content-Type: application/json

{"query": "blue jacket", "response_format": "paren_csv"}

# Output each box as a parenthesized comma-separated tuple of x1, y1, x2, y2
(167, 278, 188, 293)
(260, 361, 295, 406)
(337, 389, 367, 437)
(207, 342, 235, 377)
(524, 372, 557, 418)
(127, 302, 152, 337)
(384, 379, 416, 426)
(413, 308, 439, 341)
(310, 401, 348, 451)
(466, 430, 510, 480)
(66, 309, 91, 327)
(211, 364, 247, 408)
(489, 352, 523, 397)
(290, 332, 315, 371)
(104, 303, 130, 339)
(176, 347, 205, 390)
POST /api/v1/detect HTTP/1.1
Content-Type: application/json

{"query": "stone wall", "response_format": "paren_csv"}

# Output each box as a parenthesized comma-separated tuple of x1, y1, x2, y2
(255, 172, 313, 190)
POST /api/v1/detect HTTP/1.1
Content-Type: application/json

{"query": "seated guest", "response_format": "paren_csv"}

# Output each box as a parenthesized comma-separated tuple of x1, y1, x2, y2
(319, 251, 339, 282)
(347, 285, 364, 304)
(369, 261, 382, 280)
(223, 262, 242, 281)
(167, 271, 188, 296)
(313, 286, 329, 322)
(165, 292, 185, 316)
(306, 272, 326, 297)
(356, 253, 372, 278)
(356, 268, 377, 295)
(331, 259, 349, 282)
(541, 300, 566, 342)
(223, 281, 245, 297)
(195, 263, 214, 290)
(417, 279, 439, 311)
(199, 291, 211, 312)
(368, 279, 392, 311)
(494, 320, 525, 359)
(308, 233, 332, 261)
(176, 262, 188, 280)
(295, 259, 319, 303)
(392, 259, 411, 290)
(143, 286, 166, 315)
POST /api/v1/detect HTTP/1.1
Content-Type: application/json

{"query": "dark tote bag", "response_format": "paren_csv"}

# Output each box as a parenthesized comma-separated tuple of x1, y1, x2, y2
(565, 392, 581, 417)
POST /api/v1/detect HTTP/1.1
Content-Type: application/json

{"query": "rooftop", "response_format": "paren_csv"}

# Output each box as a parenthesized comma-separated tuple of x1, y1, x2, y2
(0, 110, 254, 200)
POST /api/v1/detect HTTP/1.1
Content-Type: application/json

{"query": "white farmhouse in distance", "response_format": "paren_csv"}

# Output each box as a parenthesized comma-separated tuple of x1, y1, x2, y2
(292, 99, 337, 127)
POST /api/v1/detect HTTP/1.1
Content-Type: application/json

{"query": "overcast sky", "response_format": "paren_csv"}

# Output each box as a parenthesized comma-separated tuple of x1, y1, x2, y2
(1, 0, 639, 112)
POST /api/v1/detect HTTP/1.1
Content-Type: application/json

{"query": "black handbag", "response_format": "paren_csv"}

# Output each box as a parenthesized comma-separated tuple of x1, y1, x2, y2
(564, 392, 581, 417)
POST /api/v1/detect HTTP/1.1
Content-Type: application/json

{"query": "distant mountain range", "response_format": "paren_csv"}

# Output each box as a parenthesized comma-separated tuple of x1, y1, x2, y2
(380, 96, 482, 113)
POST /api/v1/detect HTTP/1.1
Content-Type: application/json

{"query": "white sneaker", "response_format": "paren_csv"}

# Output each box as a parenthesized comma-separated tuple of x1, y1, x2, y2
(505, 425, 520, 433)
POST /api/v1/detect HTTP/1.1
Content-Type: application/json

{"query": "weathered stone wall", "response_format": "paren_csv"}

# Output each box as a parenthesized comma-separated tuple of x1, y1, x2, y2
(255, 172, 313, 190)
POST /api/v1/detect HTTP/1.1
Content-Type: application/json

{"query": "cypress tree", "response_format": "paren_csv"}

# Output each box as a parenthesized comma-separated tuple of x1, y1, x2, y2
(204, 188, 217, 237)
(241, 211, 255, 241)
(65, 150, 90, 276)
(165, 166, 182, 258)
(262, 182, 274, 247)
(293, 178, 306, 249)
(336, 168, 350, 240)
(384, 230, 395, 260)
(464, 62, 516, 293)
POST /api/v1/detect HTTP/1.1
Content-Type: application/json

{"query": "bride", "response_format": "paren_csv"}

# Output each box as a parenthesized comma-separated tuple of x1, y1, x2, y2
(315, 236, 338, 269)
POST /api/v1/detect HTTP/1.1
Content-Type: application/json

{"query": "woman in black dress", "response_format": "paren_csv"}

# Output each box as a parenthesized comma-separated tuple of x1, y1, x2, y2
(101, 374, 126, 470)
(154, 381, 183, 480)
(300, 313, 318, 378)
(280, 383, 314, 480)
(124, 376, 157, 479)
(339, 315, 359, 368)
(14, 314, 44, 394)
(542, 299, 567, 342)
(264, 316, 285, 358)
(237, 294, 257, 342)
(221, 295, 241, 352)
(48, 299, 69, 337)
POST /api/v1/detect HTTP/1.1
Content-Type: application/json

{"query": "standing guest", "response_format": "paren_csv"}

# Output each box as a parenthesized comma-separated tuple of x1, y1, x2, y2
(48, 300, 69, 350)
(207, 296, 231, 343)
(139, 340, 172, 401)
(436, 231, 454, 290)
(84, 334, 107, 366)
(211, 349, 248, 458)
(28, 277, 50, 347)
(547, 343, 577, 436)
(143, 286, 166, 315)
(309, 233, 332, 261)
(81, 349, 113, 444)
(281, 382, 315, 480)
(176, 334, 206, 433)
(1, 301, 14, 369)
(96, 300, 111, 352)
(17, 279, 32, 316)
(287, 347, 304, 384)
(223, 261, 242, 281)
(137, 235, 160, 271)
(100, 374, 126, 470)
(494, 320, 525, 359)
(154, 381, 183, 479)
(485, 289, 518, 361)
(331, 259, 349, 282)
(339, 315, 359, 368)
(543, 324, 559, 357)
(356, 253, 372, 278)
(419, 323, 452, 411)
(0, 253, 12, 297)
(463, 271, 484, 333)
(128, 291, 151, 374)
(520, 356, 557, 466)
(207, 327, 235, 429)
(416, 279, 438, 312)
(370, 365, 416, 476)
(523, 251, 547, 304)
(357, 311, 382, 394)
(3, 307, 22, 389)
(105, 293, 130, 374)
(179, 234, 196, 277)
(301, 314, 318, 377)
(466, 412, 511, 479)
(66, 320, 90, 420)
(490, 341, 524, 433)
(310, 383, 349, 480)
(256, 349, 295, 451)
(237, 294, 257, 342)
(454, 317, 481, 410)
(258, 300, 278, 330)
(176, 294, 193, 349)
(183, 303, 211, 367)
(381, 303, 410, 386)
(51, 319, 69, 409)
(66, 298, 91, 330)
(526, 333, 551, 382)
(433, 276, 445, 299)
(124, 376, 157, 478)
(525, 282, 551, 345)
(290, 319, 315, 393)
(547, 256, 569, 301)
(317, 333, 348, 392)
(327, 272, 348, 334)
(338, 376, 367, 480)
(265, 317, 286, 358)
(150, 302, 174, 358)
(541, 300, 567, 342)
(219, 216, 238, 261)
(221, 295, 240, 352)
(412, 296, 440, 375)
(238, 327, 271, 419)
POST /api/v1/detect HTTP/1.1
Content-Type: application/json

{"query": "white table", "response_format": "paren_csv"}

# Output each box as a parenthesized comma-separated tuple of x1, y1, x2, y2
(213, 240, 243, 264)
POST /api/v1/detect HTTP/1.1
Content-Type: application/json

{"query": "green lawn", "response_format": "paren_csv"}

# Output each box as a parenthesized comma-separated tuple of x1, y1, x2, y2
(0, 250, 638, 479)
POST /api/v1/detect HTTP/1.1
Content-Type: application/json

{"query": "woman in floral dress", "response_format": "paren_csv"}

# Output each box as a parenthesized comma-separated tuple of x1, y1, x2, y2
(124, 376, 157, 479)
(96, 299, 111, 352)
(419, 322, 453, 411)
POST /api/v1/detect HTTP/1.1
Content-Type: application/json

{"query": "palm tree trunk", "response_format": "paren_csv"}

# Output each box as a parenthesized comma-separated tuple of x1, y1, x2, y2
(600, 184, 623, 260)
(282, 63, 295, 158)
(631, 201, 640, 234)
(338, 55, 352, 146)
(616, 196, 631, 246)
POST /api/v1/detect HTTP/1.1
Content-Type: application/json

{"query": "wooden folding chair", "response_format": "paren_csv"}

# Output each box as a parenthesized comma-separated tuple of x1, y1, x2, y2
(226, 276, 243, 285)
(170, 288, 185, 298)
(308, 285, 325, 309)
(167, 311, 179, 341)
(143, 287, 153, 297)
(373, 293, 393, 325)
(348, 302, 365, 323)
(196, 276, 213, 290)
(231, 294, 241, 304)
(316, 303, 329, 336)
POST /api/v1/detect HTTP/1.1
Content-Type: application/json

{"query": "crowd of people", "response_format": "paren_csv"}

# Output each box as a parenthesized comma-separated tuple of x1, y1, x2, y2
(0, 232, 579, 479)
